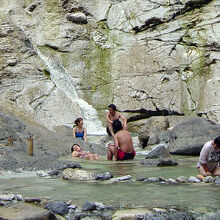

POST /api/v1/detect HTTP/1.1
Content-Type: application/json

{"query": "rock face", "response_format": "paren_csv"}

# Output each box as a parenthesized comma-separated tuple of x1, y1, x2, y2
(0, 0, 220, 132)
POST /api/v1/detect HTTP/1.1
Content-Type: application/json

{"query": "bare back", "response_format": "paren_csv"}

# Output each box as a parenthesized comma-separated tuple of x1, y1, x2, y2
(114, 129, 134, 153)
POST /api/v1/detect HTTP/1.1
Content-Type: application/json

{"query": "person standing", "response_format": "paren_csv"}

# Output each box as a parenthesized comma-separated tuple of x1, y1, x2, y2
(107, 119, 135, 161)
(73, 118, 87, 141)
(197, 136, 220, 177)
(106, 104, 127, 136)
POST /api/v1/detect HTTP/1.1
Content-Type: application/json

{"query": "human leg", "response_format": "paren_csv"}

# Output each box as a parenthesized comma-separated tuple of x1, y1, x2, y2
(107, 145, 114, 160)
(213, 166, 220, 176)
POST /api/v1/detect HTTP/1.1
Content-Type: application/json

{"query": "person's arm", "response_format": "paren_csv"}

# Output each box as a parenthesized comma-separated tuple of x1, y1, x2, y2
(118, 113, 127, 129)
(84, 128, 87, 141)
(113, 135, 119, 161)
(72, 151, 79, 157)
(106, 112, 113, 124)
(73, 127, 76, 138)
(201, 164, 212, 176)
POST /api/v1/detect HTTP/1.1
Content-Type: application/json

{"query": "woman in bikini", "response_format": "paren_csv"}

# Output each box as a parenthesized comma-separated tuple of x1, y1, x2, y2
(73, 117, 87, 141)
(71, 144, 99, 160)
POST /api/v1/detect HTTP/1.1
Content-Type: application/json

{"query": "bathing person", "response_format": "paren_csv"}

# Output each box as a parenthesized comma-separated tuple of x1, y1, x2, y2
(107, 119, 135, 161)
(73, 118, 87, 141)
(197, 136, 220, 178)
(71, 144, 99, 160)
(106, 104, 127, 136)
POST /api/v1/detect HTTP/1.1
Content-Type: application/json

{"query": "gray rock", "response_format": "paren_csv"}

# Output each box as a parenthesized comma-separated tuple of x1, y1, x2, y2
(44, 201, 68, 216)
(0, 194, 15, 201)
(141, 159, 178, 166)
(168, 211, 193, 220)
(82, 201, 97, 211)
(168, 117, 220, 155)
(188, 176, 201, 183)
(167, 178, 177, 184)
(145, 144, 170, 159)
(107, 175, 132, 183)
(214, 177, 220, 185)
(144, 177, 160, 183)
(203, 176, 214, 183)
(95, 172, 113, 181)
(67, 12, 88, 24)
(196, 212, 220, 220)
(24, 197, 41, 203)
(176, 176, 188, 183)
(62, 168, 96, 181)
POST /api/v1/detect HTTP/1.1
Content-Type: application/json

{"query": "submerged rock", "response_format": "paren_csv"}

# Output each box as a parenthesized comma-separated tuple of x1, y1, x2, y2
(141, 159, 178, 166)
(176, 176, 188, 183)
(188, 176, 201, 183)
(95, 172, 113, 181)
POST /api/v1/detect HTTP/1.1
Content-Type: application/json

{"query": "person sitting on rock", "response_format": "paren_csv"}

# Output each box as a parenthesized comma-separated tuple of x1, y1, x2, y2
(73, 118, 87, 141)
(107, 119, 135, 161)
(197, 136, 220, 180)
(71, 144, 99, 160)
(106, 104, 127, 136)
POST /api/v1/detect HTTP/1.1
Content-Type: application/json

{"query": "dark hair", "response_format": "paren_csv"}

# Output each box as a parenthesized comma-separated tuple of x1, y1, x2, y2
(75, 117, 83, 125)
(112, 119, 123, 134)
(71, 144, 80, 152)
(214, 136, 220, 148)
(108, 104, 116, 111)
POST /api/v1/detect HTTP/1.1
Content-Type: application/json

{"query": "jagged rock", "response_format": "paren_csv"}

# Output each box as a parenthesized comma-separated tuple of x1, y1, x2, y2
(141, 159, 178, 166)
(145, 144, 171, 159)
(44, 201, 68, 216)
(62, 168, 96, 181)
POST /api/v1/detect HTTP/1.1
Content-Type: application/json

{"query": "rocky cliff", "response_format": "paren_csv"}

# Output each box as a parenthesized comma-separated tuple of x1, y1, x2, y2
(0, 0, 220, 132)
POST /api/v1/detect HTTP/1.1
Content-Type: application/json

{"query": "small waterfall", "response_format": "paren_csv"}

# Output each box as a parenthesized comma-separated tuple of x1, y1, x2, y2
(37, 50, 106, 135)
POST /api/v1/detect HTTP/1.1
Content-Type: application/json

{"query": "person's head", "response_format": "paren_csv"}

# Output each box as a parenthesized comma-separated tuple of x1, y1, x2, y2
(75, 117, 83, 126)
(71, 144, 81, 152)
(213, 136, 220, 149)
(108, 104, 117, 115)
(112, 119, 123, 134)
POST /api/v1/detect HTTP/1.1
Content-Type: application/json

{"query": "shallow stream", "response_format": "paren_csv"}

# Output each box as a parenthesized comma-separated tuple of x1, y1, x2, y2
(0, 154, 219, 213)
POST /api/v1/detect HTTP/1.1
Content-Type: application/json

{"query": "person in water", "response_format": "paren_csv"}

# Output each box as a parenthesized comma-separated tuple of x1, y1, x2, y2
(197, 136, 220, 180)
(106, 104, 127, 136)
(107, 119, 135, 161)
(71, 144, 99, 160)
(73, 117, 87, 141)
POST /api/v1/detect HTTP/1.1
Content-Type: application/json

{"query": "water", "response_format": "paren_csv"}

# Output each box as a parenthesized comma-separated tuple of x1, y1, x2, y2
(37, 49, 106, 135)
(0, 155, 219, 212)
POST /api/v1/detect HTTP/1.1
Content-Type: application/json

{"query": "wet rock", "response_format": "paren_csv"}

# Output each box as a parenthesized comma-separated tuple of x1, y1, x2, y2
(94, 202, 105, 210)
(24, 197, 41, 203)
(152, 208, 167, 213)
(62, 162, 82, 170)
(95, 172, 113, 181)
(0, 203, 57, 220)
(82, 201, 97, 211)
(167, 178, 177, 184)
(112, 209, 150, 220)
(0, 201, 7, 206)
(67, 211, 91, 219)
(99, 211, 113, 220)
(141, 159, 178, 166)
(107, 175, 132, 183)
(62, 168, 96, 181)
(188, 176, 201, 183)
(203, 176, 214, 183)
(37, 170, 49, 177)
(176, 176, 188, 183)
(136, 177, 148, 181)
(48, 170, 60, 176)
(168, 211, 193, 220)
(196, 212, 220, 220)
(0, 193, 15, 201)
(214, 176, 220, 185)
(15, 194, 23, 201)
(144, 177, 160, 183)
(145, 144, 171, 159)
(45, 201, 68, 216)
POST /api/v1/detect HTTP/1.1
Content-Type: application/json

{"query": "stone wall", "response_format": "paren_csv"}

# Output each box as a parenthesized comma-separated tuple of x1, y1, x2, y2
(0, 0, 220, 131)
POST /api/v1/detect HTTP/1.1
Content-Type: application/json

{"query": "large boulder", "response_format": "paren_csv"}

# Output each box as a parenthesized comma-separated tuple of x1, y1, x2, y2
(145, 144, 171, 159)
(167, 117, 220, 155)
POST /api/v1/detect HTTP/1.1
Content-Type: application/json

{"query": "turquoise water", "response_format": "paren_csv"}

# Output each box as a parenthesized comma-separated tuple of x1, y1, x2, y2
(0, 155, 219, 212)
